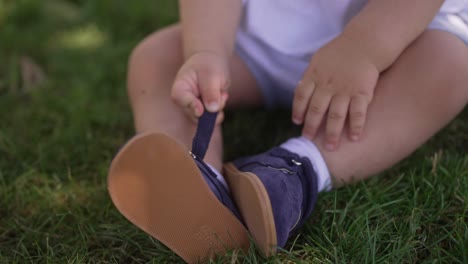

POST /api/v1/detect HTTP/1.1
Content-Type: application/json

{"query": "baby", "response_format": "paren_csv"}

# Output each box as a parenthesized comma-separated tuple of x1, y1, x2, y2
(107, 0, 468, 263)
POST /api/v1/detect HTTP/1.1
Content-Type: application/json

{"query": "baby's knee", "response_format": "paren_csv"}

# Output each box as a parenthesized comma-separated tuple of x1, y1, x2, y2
(129, 25, 182, 66)
(438, 50, 468, 106)
(127, 25, 183, 95)
(421, 31, 468, 102)
(128, 26, 182, 74)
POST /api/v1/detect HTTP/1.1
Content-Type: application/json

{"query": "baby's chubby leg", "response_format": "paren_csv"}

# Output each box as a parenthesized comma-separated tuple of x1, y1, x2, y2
(313, 30, 468, 185)
(127, 24, 262, 170)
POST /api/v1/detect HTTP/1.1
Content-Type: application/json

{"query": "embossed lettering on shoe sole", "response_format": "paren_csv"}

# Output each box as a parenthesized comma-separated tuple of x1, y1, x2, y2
(194, 225, 223, 251)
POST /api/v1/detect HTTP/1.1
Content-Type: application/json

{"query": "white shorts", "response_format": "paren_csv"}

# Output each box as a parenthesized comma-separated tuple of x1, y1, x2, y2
(235, 1, 468, 108)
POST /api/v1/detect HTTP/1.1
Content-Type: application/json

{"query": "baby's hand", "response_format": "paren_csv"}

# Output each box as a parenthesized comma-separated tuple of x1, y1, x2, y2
(171, 51, 230, 123)
(292, 35, 379, 151)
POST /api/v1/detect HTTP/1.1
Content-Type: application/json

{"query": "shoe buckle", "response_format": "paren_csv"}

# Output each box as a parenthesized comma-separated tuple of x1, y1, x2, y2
(291, 159, 302, 166)
(189, 151, 197, 159)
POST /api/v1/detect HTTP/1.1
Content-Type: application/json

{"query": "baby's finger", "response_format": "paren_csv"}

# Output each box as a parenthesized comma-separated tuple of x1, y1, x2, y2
(325, 96, 350, 151)
(199, 72, 225, 113)
(172, 79, 203, 117)
(302, 89, 331, 140)
(349, 95, 369, 141)
(292, 80, 315, 125)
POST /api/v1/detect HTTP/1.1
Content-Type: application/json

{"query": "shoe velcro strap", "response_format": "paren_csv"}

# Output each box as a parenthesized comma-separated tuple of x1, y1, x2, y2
(191, 111, 217, 160)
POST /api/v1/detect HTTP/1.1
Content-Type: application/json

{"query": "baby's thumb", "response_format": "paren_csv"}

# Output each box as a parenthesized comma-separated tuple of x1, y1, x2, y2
(171, 79, 202, 117)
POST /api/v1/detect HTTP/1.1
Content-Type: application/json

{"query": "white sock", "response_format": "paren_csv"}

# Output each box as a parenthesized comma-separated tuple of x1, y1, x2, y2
(280, 137, 332, 192)
(206, 163, 230, 192)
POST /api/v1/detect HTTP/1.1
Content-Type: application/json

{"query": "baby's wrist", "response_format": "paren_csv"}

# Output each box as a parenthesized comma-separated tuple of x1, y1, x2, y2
(184, 45, 231, 62)
(334, 33, 381, 71)
(340, 27, 397, 72)
(186, 50, 230, 68)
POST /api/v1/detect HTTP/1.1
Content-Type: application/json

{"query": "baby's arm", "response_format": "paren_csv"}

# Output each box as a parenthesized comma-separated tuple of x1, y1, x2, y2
(293, 0, 445, 150)
(172, 0, 242, 119)
(179, 0, 242, 59)
(343, 0, 445, 71)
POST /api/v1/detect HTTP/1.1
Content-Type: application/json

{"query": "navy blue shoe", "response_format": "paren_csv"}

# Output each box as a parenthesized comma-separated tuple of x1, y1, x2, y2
(224, 147, 318, 255)
(108, 112, 250, 263)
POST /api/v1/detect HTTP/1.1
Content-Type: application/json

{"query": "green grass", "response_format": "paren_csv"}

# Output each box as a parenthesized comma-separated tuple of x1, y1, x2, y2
(0, 1, 467, 263)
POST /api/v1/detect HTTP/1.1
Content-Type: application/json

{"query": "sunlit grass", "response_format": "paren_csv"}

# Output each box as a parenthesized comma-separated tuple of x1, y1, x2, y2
(54, 24, 108, 50)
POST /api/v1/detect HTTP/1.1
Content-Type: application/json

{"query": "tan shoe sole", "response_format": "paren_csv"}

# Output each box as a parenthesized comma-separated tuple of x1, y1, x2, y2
(108, 132, 250, 263)
(224, 163, 277, 256)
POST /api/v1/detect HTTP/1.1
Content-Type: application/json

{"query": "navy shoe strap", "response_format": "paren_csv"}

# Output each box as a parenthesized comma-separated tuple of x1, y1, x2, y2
(191, 111, 218, 160)
(190, 112, 245, 221)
